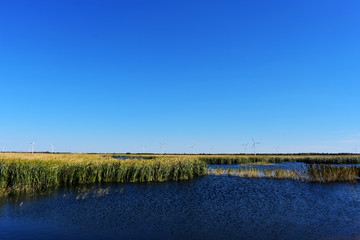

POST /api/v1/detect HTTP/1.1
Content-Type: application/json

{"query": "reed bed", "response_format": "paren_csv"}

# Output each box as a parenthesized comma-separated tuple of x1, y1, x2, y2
(198, 155, 360, 165)
(0, 153, 207, 195)
(111, 154, 360, 165)
(306, 164, 359, 183)
(208, 164, 359, 183)
(240, 162, 274, 166)
(210, 167, 261, 178)
(1, 153, 359, 196)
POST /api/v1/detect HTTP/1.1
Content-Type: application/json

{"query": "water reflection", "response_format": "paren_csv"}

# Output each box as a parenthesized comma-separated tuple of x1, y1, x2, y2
(0, 173, 360, 240)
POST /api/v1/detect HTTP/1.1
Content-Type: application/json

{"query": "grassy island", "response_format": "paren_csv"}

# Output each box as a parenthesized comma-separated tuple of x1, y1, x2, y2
(0, 153, 206, 195)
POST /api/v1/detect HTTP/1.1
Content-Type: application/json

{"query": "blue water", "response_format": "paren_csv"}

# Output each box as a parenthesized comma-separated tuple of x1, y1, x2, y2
(0, 168, 360, 240)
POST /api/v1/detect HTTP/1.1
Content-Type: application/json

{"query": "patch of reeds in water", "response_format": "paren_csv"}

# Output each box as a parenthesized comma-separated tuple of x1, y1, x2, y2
(210, 167, 261, 178)
(306, 164, 359, 183)
(208, 164, 360, 183)
(198, 155, 360, 165)
(264, 169, 301, 180)
(110, 154, 360, 165)
(240, 162, 275, 166)
(0, 153, 207, 195)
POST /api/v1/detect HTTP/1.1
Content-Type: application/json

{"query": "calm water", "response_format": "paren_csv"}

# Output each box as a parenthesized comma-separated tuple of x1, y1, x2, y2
(1, 167, 360, 240)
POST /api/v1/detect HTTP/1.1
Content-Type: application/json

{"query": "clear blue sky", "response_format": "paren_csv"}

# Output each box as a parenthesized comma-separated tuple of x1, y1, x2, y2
(1, 0, 360, 153)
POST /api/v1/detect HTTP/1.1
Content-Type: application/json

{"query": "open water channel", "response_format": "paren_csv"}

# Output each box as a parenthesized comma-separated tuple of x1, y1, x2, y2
(0, 164, 359, 240)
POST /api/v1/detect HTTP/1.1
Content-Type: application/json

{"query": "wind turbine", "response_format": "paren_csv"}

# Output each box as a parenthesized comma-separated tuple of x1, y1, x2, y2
(160, 143, 165, 154)
(51, 144, 54, 154)
(191, 143, 196, 154)
(274, 146, 279, 154)
(211, 145, 215, 154)
(251, 138, 260, 155)
(242, 143, 249, 154)
(32, 142, 35, 153)
(142, 145, 145, 154)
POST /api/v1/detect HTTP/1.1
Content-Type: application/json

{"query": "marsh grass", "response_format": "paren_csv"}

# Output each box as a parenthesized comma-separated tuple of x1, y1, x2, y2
(305, 164, 359, 183)
(209, 168, 261, 178)
(209, 164, 359, 183)
(1, 153, 359, 196)
(240, 162, 275, 166)
(111, 154, 360, 165)
(0, 153, 207, 195)
(198, 155, 360, 165)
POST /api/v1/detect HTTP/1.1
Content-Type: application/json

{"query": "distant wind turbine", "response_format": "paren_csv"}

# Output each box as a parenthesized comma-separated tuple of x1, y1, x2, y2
(190, 142, 198, 154)
(29, 142, 35, 153)
(142, 145, 145, 154)
(242, 143, 249, 154)
(274, 146, 279, 153)
(191, 143, 196, 154)
(211, 145, 215, 154)
(251, 138, 260, 155)
(51, 144, 54, 154)
(354, 147, 358, 154)
(160, 143, 165, 154)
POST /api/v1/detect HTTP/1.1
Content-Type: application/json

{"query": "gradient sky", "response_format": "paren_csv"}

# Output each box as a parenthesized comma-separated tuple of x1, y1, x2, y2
(1, 0, 360, 153)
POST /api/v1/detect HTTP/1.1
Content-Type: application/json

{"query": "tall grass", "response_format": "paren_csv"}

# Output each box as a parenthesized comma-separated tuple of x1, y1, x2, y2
(210, 167, 261, 178)
(198, 155, 360, 164)
(0, 153, 207, 195)
(208, 164, 359, 182)
(111, 154, 360, 164)
(305, 164, 359, 182)
(1, 153, 359, 196)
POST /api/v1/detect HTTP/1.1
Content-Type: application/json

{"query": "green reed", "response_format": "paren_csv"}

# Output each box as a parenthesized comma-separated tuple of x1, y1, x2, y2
(208, 164, 359, 183)
(209, 167, 261, 178)
(1, 153, 359, 196)
(305, 164, 359, 182)
(0, 153, 207, 195)
(198, 155, 360, 165)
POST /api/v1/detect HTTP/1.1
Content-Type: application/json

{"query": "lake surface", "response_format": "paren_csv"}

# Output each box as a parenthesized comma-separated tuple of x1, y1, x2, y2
(1, 166, 360, 240)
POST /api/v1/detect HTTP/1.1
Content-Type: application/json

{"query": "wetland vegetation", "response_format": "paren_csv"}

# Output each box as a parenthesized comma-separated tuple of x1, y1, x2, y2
(209, 164, 359, 182)
(197, 154, 360, 164)
(0, 153, 359, 195)
(0, 153, 206, 196)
